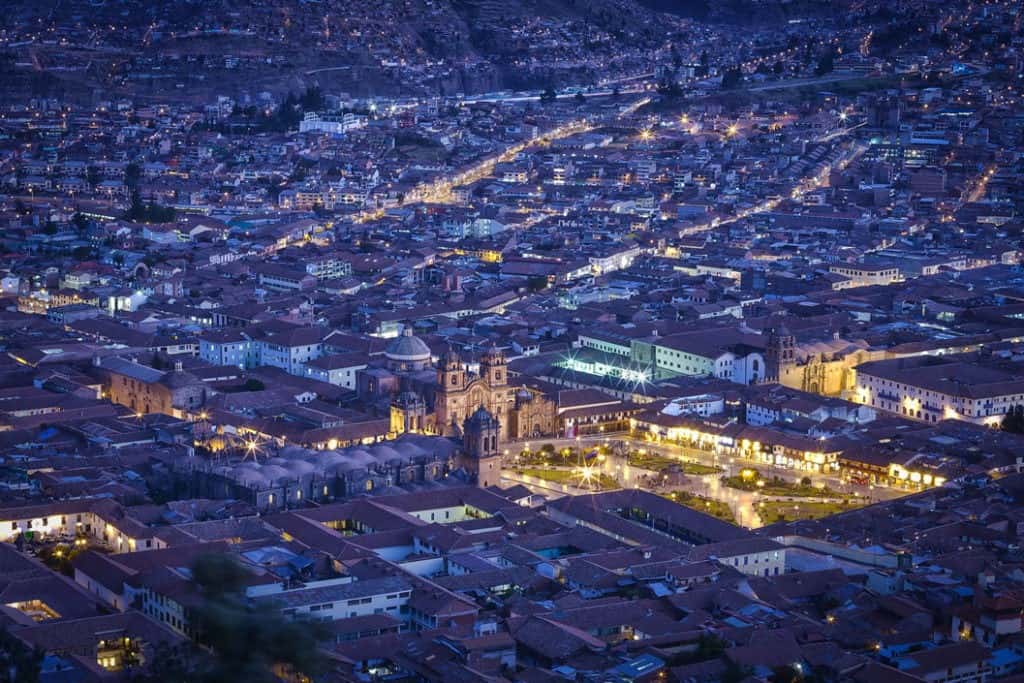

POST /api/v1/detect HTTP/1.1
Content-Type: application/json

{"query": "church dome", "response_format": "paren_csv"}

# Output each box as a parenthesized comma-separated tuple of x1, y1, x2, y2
(385, 327, 431, 363)
(465, 405, 498, 428)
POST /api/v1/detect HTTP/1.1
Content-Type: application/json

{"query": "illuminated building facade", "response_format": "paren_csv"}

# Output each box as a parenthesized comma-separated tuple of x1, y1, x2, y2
(435, 346, 556, 441)
(97, 357, 207, 419)
(852, 355, 1024, 427)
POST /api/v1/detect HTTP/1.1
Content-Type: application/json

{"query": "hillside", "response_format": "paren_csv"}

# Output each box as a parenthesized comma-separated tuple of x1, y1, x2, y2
(2, 0, 688, 100)
(0, 0, 838, 101)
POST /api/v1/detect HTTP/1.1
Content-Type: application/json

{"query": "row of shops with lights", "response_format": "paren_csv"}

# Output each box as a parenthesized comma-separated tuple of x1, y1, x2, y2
(629, 411, 841, 474)
(628, 411, 954, 490)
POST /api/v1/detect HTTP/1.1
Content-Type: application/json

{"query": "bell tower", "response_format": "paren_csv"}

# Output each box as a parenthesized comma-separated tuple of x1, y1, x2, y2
(480, 345, 507, 387)
(765, 321, 796, 384)
(462, 406, 501, 488)
(439, 347, 465, 390)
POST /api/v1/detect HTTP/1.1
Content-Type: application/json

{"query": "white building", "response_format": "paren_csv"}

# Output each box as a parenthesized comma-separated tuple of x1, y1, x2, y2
(589, 246, 642, 275)
(299, 112, 368, 135)
(828, 262, 902, 289)
(687, 537, 786, 578)
(304, 354, 369, 390)
(253, 575, 413, 623)
(853, 356, 1024, 427)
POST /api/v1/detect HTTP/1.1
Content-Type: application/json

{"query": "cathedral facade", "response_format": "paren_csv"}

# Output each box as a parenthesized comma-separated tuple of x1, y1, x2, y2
(366, 329, 557, 444)
(433, 346, 555, 442)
